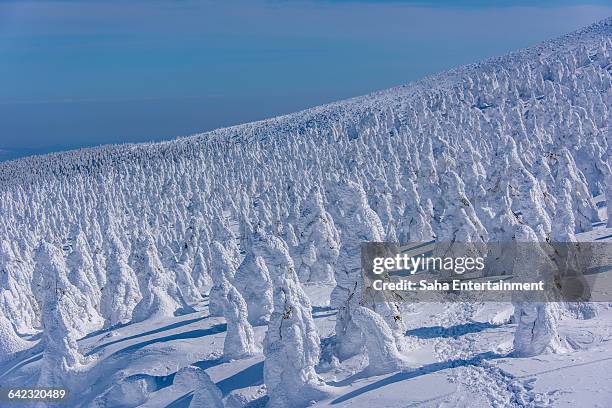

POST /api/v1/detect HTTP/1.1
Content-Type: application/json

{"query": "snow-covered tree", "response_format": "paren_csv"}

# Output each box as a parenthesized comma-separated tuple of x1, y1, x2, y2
(397, 178, 433, 243)
(332, 181, 406, 358)
(351, 306, 411, 375)
(211, 212, 241, 271)
(173, 222, 204, 305)
(208, 241, 237, 317)
(34, 242, 86, 387)
(131, 232, 190, 323)
(233, 250, 273, 325)
(551, 179, 597, 318)
(512, 226, 564, 357)
(222, 285, 259, 360)
(66, 229, 101, 309)
(100, 231, 141, 327)
(295, 186, 340, 283)
(511, 165, 552, 241)
(261, 234, 328, 408)
(553, 148, 600, 233)
(552, 179, 576, 242)
(173, 365, 224, 408)
(191, 250, 212, 292)
(0, 239, 38, 333)
(484, 196, 519, 277)
(607, 172, 612, 228)
(0, 313, 29, 363)
(433, 170, 487, 270)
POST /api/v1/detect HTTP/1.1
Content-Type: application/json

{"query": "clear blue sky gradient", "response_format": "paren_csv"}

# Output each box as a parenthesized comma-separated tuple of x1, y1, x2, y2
(0, 0, 610, 161)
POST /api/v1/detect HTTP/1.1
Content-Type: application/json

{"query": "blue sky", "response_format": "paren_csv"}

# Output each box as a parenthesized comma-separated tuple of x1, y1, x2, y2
(0, 1, 610, 161)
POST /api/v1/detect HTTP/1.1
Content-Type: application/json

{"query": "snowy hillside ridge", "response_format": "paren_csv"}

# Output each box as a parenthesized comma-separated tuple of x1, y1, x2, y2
(0, 17, 609, 184)
(0, 16, 610, 408)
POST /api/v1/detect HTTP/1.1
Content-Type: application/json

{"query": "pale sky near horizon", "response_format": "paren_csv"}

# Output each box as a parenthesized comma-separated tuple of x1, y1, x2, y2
(0, 1, 610, 161)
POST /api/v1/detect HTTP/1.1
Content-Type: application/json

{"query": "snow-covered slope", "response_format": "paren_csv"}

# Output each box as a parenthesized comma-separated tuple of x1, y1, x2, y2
(0, 17, 610, 408)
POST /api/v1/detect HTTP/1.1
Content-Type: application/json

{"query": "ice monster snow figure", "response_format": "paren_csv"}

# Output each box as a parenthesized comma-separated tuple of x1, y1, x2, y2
(0, 313, 29, 364)
(100, 230, 141, 327)
(234, 225, 274, 325)
(34, 243, 87, 388)
(208, 241, 237, 318)
(260, 233, 329, 408)
(512, 226, 564, 357)
(295, 186, 340, 283)
(221, 284, 259, 360)
(130, 232, 191, 323)
(332, 181, 407, 360)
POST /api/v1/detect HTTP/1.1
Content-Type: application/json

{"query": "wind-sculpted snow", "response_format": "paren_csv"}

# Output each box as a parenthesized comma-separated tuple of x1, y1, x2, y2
(0, 17, 610, 406)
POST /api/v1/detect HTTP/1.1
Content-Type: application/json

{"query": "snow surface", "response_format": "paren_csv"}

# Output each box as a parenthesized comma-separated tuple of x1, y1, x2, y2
(0, 16, 611, 408)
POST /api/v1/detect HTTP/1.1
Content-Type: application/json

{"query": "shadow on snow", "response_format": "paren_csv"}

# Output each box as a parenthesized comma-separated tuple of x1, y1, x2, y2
(330, 351, 507, 404)
(86, 315, 210, 356)
(406, 322, 501, 339)
(108, 323, 227, 358)
(217, 361, 264, 395)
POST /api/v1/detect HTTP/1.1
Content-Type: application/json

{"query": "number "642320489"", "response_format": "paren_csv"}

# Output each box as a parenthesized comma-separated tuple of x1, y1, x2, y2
(3, 388, 67, 401)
